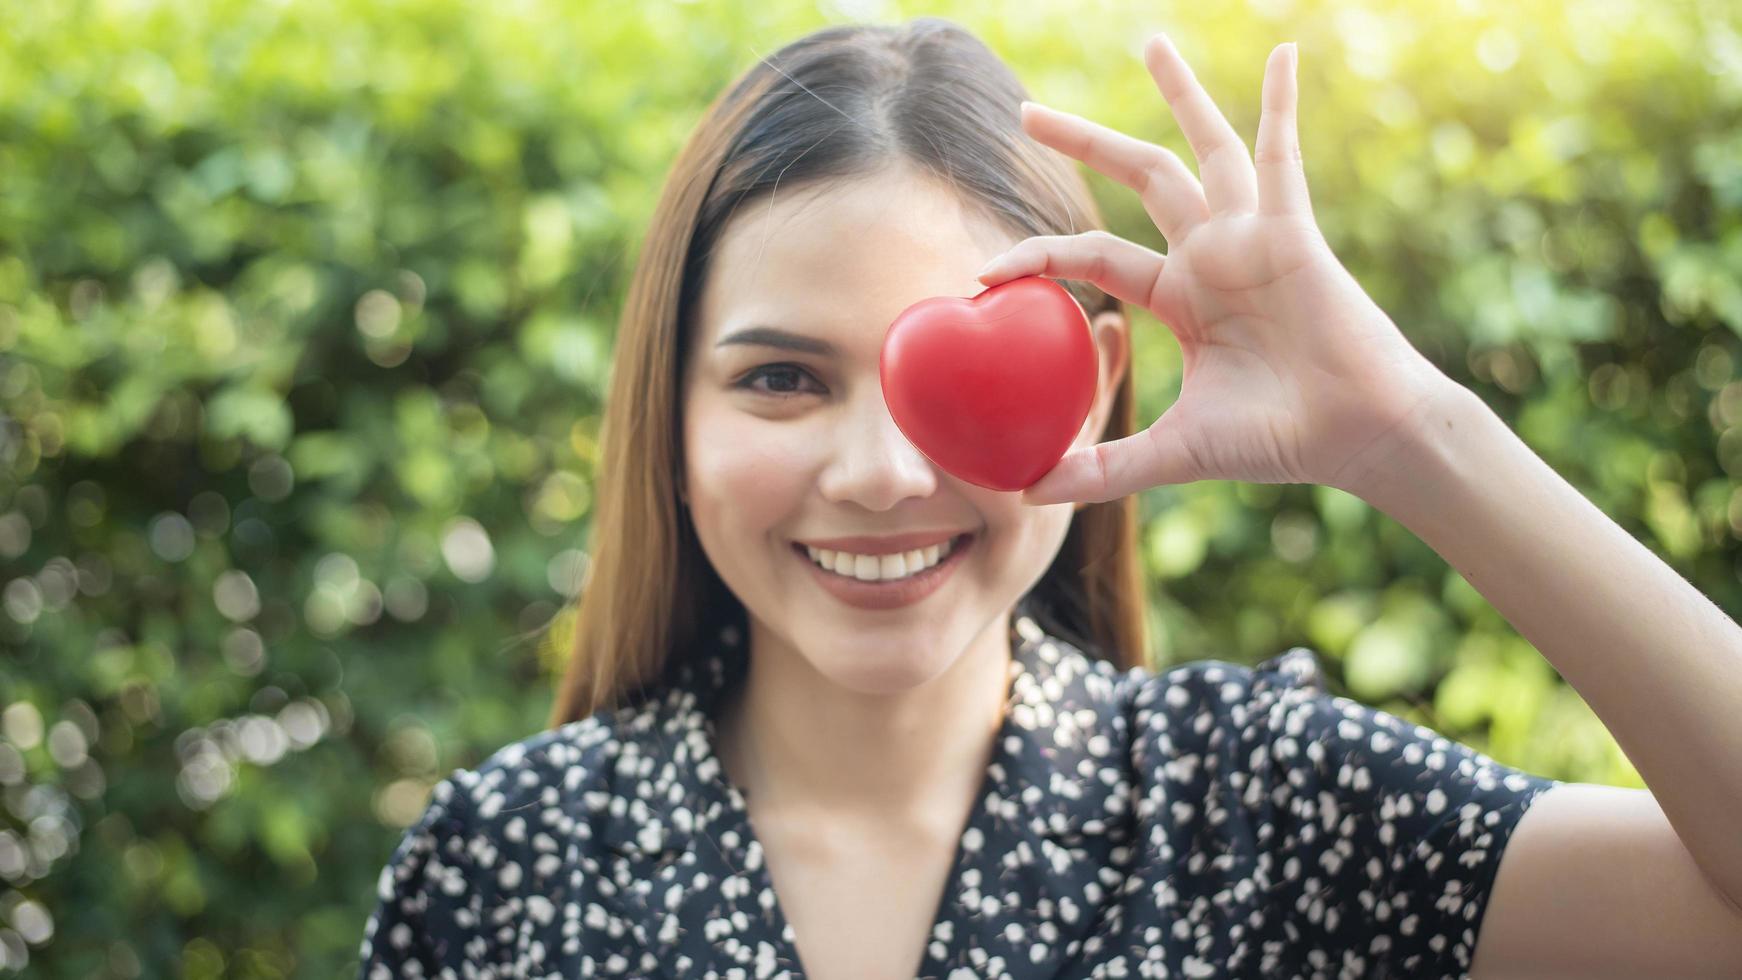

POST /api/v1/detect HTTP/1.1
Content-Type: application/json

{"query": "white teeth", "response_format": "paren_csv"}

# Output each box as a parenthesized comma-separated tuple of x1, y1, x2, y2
(802, 535, 962, 582)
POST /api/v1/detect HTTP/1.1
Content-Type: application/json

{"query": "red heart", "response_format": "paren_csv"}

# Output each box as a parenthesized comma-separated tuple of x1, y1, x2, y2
(880, 276, 1098, 492)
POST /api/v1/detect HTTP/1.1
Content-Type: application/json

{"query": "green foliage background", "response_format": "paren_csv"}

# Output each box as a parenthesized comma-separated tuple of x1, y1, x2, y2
(3, 0, 1740, 974)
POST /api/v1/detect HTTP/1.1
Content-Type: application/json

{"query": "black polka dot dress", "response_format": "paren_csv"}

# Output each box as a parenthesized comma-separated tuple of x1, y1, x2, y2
(359, 605, 1561, 978)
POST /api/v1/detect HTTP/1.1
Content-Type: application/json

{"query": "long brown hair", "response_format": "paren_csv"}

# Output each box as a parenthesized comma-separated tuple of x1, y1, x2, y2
(549, 18, 1146, 727)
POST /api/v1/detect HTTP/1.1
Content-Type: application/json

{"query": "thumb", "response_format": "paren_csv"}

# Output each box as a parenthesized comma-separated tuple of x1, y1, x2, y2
(1019, 411, 1201, 506)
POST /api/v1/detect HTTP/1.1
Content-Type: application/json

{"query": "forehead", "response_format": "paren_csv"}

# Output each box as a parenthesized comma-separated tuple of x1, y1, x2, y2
(694, 166, 1015, 348)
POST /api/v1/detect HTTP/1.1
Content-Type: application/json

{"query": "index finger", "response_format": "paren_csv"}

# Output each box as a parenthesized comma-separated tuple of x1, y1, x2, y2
(1018, 101, 1210, 246)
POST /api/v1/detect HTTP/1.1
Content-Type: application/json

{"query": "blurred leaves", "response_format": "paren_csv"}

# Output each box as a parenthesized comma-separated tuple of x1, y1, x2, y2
(1, 0, 1740, 975)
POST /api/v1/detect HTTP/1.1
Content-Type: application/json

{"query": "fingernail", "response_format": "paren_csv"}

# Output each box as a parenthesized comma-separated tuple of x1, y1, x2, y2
(975, 256, 1002, 279)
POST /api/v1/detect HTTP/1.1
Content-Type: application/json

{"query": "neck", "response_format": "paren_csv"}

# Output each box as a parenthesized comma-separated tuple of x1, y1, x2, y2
(714, 611, 1015, 823)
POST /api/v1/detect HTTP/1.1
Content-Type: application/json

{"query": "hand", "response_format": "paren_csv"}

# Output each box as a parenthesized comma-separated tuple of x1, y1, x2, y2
(975, 35, 1460, 506)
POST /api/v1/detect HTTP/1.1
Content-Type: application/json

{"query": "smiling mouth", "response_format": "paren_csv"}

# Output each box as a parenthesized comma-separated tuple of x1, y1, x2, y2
(792, 532, 974, 583)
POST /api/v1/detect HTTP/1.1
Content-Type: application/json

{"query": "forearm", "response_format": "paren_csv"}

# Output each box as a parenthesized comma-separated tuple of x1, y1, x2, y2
(1350, 379, 1742, 907)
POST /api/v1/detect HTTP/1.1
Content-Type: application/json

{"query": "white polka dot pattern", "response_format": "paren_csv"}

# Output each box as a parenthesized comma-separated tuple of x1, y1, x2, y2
(358, 606, 1560, 978)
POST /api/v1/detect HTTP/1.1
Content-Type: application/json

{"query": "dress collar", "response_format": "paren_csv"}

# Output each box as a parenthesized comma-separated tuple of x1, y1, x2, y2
(596, 602, 1134, 859)
(591, 602, 1139, 976)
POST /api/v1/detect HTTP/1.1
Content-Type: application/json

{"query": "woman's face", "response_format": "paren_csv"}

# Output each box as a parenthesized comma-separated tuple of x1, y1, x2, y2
(680, 164, 1128, 695)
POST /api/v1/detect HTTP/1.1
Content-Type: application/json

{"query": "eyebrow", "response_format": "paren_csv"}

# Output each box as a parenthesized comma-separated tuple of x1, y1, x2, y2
(713, 326, 838, 357)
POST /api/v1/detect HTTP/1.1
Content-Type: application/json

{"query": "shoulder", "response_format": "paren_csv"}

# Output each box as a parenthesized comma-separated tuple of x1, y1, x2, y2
(1119, 646, 1329, 738)
(1115, 643, 1560, 856)
(384, 696, 660, 892)
(360, 703, 666, 970)
(442, 708, 630, 824)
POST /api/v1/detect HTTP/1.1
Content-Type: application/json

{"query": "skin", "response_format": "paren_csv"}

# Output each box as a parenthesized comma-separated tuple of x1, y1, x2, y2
(678, 163, 1128, 827)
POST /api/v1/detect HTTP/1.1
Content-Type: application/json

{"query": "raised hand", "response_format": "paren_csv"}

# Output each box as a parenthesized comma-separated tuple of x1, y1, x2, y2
(976, 35, 1458, 505)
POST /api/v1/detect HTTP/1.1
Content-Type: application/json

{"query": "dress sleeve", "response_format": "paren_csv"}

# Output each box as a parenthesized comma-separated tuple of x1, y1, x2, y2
(357, 771, 486, 979)
(1238, 647, 1563, 980)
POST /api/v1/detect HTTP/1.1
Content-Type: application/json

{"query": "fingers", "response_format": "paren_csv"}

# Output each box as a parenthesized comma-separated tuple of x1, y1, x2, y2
(1020, 417, 1197, 505)
(1142, 33, 1259, 216)
(1019, 439, 1130, 506)
(975, 230, 1166, 316)
(1019, 102, 1210, 246)
(1254, 42, 1312, 217)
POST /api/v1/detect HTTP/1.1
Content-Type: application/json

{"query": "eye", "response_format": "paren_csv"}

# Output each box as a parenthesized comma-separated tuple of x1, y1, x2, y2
(734, 363, 826, 398)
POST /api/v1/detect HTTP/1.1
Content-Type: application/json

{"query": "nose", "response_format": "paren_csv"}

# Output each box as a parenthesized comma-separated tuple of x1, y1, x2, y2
(815, 389, 940, 512)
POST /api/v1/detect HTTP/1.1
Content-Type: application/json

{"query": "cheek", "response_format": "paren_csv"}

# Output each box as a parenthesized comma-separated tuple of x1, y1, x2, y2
(969, 489, 1076, 574)
(684, 401, 820, 538)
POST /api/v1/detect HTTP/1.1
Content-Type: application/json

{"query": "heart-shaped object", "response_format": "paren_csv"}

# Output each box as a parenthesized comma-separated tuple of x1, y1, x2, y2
(880, 276, 1098, 492)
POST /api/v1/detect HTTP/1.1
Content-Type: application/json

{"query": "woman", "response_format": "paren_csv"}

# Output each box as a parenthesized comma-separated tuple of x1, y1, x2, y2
(359, 18, 1742, 979)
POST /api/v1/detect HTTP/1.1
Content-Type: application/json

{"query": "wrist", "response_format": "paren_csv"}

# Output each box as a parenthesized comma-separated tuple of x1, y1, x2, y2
(1336, 378, 1497, 520)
